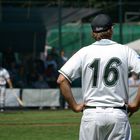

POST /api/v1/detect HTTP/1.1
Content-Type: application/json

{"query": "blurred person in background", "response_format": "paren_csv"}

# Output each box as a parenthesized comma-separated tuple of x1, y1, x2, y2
(129, 70, 140, 87)
(44, 53, 57, 70)
(32, 74, 49, 89)
(0, 63, 13, 112)
(45, 64, 58, 88)
(15, 64, 27, 88)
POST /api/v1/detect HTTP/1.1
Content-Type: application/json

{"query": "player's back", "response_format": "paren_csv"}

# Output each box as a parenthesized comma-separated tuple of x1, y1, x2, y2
(80, 39, 130, 107)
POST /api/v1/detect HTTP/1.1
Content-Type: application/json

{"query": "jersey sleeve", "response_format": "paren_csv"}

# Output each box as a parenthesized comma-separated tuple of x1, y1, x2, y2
(3, 69, 10, 80)
(128, 47, 140, 74)
(58, 50, 82, 83)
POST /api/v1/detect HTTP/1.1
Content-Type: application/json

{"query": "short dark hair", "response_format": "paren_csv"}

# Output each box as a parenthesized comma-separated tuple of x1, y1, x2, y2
(92, 29, 113, 41)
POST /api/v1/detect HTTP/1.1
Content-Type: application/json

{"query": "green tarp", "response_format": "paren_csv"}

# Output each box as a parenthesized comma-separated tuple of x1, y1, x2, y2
(47, 23, 140, 57)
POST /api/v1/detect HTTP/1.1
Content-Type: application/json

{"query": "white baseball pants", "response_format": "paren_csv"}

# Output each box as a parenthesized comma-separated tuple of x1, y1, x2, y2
(0, 86, 6, 108)
(79, 107, 131, 140)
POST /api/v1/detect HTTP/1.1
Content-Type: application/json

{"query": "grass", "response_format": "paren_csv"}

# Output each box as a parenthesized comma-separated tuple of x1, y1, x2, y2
(129, 111, 140, 140)
(0, 110, 81, 140)
(0, 109, 139, 140)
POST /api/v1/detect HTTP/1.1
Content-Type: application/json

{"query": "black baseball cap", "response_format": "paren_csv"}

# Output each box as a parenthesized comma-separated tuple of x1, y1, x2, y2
(91, 14, 113, 33)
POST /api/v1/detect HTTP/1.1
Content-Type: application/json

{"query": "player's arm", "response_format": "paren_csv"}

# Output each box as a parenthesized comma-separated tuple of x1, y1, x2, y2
(57, 74, 84, 112)
(7, 78, 13, 88)
(128, 84, 140, 117)
(4, 69, 13, 88)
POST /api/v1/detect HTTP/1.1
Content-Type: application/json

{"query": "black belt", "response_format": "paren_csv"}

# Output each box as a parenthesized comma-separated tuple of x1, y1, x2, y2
(85, 105, 127, 111)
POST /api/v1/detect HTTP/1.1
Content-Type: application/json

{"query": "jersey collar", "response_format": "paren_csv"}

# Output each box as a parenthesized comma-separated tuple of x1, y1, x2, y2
(93, 39, 116, 45)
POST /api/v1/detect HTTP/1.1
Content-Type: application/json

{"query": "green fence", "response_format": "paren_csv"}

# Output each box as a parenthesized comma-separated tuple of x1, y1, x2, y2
(47, 23, 140, 57)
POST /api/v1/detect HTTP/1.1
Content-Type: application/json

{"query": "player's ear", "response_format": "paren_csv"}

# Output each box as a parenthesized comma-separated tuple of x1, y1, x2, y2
(110, 26, 113, 33)
(111, 26, 113, 32)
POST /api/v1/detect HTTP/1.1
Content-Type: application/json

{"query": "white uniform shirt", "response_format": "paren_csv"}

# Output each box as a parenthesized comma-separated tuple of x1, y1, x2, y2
(59, 39, 140, 107)
(0, 68, 10, 85)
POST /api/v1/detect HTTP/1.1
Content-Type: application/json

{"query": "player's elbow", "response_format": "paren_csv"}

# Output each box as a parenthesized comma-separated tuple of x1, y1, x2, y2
(57, 74, 67, 85)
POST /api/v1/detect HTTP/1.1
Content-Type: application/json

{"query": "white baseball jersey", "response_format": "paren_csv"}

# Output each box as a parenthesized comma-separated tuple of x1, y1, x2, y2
(59, 39, 140, 107)
(0, 68, 10, 85)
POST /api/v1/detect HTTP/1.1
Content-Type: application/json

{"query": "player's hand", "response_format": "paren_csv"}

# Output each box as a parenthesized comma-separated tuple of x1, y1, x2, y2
(127, 103, 139, 117)
(72, 103, 85, 113)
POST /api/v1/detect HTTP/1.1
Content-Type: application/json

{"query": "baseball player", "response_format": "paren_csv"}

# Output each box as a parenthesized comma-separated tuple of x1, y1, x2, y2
(0, 66, 13, 112)
(57, 13, 140, 140)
